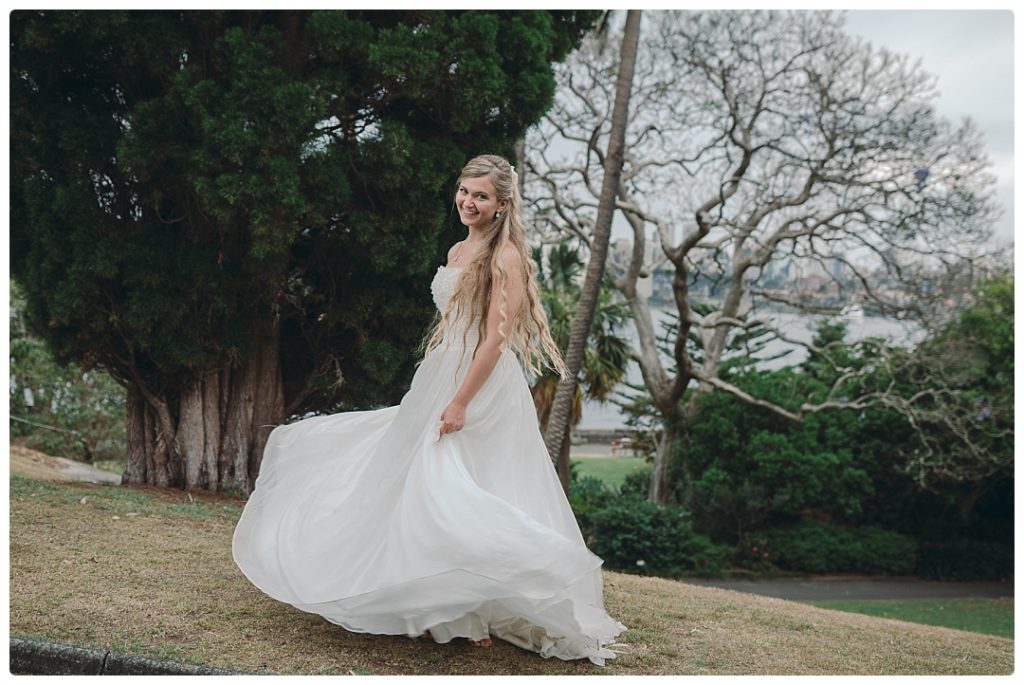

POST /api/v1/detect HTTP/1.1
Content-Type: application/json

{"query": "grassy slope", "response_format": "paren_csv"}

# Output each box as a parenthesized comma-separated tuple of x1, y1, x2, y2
(8, 457, 1013, 676)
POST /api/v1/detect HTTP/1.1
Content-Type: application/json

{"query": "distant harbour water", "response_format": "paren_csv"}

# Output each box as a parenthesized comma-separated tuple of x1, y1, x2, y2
(580, 304, 924, 432)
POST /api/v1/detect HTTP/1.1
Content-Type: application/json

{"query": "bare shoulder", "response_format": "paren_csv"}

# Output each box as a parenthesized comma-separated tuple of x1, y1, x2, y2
(446, 240, 465, 264)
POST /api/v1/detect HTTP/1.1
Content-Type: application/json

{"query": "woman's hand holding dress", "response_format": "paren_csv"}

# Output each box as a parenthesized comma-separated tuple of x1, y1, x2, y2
(437, 400, 466, 440)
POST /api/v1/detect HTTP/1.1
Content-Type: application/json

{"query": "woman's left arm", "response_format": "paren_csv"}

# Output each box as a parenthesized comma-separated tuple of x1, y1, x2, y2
(437, 248, 524, 439)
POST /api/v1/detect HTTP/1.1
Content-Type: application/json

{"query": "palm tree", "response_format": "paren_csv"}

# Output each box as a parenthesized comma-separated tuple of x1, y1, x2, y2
(542, 9, 642, 468)
(531, 242, 631, 494)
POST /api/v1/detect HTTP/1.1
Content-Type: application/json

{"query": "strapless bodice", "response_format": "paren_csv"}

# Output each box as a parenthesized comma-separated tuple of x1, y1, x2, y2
(430, 265, 463, 313)
(429, 265, 480, 348)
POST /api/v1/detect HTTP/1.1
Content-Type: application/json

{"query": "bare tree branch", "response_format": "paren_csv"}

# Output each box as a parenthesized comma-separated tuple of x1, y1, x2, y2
(525, 10, 1002, 502)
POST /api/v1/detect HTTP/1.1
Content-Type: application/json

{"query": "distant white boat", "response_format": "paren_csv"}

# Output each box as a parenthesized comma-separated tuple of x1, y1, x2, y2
(840, 303, 865, 322)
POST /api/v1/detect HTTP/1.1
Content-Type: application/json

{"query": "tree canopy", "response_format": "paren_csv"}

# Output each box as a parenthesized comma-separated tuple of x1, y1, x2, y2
(10, 9, 599, 490)
(11, 9, 598, 410)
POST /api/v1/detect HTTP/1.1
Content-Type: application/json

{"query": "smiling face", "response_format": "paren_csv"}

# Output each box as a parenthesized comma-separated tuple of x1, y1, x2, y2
(455, 175, 508, 229)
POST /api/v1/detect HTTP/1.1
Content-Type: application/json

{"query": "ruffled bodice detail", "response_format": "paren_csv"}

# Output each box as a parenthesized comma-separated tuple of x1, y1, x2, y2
(431, 265, 462, 313)
(430, 265, 480, 349)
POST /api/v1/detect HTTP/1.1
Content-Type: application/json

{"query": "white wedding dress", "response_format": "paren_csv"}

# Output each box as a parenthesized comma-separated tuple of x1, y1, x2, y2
(232, 264, 627, 666)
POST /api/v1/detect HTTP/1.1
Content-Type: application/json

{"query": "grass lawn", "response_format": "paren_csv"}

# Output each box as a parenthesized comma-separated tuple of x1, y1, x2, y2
(8, 451, 1014, 676)
(798, 599, 1014, 640)
(571, 456, 648, 489)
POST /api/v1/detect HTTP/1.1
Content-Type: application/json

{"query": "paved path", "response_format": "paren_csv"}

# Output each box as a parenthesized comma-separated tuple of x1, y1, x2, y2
(50, 456, 121, 484)
(681, 576, 1014, 601)
(9, 445, 121, 485)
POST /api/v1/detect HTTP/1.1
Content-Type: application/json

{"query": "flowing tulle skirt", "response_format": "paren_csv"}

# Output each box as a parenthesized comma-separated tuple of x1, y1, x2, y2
(232, 338, 627, 666)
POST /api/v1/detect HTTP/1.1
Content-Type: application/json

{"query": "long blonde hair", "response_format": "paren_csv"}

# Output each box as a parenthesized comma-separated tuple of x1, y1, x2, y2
(424, 154, 567, 379)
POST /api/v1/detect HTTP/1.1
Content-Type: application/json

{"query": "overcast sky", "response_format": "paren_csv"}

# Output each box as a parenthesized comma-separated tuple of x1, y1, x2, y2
(841, 9, 1014, 248)
(586, 7, 1015, 252)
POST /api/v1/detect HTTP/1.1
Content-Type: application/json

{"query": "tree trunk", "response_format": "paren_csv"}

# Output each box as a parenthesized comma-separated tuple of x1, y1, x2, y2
(543, 9, 642, 463)
(648, 415, 682, 504)
(513, 136, 526, 197)
(123, 333, 285, 494)
(557, 419, 572, 495)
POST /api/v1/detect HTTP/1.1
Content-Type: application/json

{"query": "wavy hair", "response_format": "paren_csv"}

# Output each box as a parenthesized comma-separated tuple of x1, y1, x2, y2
(423, 154, 567, 379)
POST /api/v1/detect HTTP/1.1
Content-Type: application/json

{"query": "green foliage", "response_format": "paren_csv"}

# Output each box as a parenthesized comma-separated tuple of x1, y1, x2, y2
(916, 538, 1014, 581)
(586, 498, 731, 578)
(616, 305, 1012, 575)
(854, 526, 921, 575)
(681, 366, 874, 540)
(731, 531, 775, 573)
(10, 280, 126, 461)
(617, 463, 651, 499)
(755, 519, 918, 576)
(615, 378, 661, 459)
(10, 9, 600, 416)
(948, 271, 1013, 375)
(615, 295, 802, 461)
(570, 474, 614, 507)
(532, 240, 632, 405)
(530, 239, 631, 472)
(894, 271, 1014, 486)
(567, 474, 615, 534)
(800, 316, 864, 383)
(567, 462, 728, 579)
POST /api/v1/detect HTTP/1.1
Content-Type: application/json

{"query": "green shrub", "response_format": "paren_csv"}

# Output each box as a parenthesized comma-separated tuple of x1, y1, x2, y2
(855, 526, 919, 574)
(587, 498, 730, 578)
(570, 475, 614, 507)
(732, 531, 776, 573)
(10, 340, 126, 462)
(916, 539, 1013, 581)
(568, 475, 614, 534)
(617, 463, 651, 499)
(758, 520, 848, 573)
(757, 519, 917, 575)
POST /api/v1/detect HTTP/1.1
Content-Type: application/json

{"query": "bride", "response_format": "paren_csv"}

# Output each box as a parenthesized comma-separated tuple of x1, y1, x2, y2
(232, 154, 627, 667)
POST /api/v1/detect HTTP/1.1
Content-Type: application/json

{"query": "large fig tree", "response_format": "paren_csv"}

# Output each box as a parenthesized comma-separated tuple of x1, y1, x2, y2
(10, 9, 599, 493)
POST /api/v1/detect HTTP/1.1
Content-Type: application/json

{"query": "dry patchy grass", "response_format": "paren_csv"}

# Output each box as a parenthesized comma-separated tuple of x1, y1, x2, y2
(8, 467, 1013, 675)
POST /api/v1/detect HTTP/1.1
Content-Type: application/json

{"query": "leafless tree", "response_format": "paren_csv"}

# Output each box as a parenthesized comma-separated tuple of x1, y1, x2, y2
(524, 10, 1002, 504)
